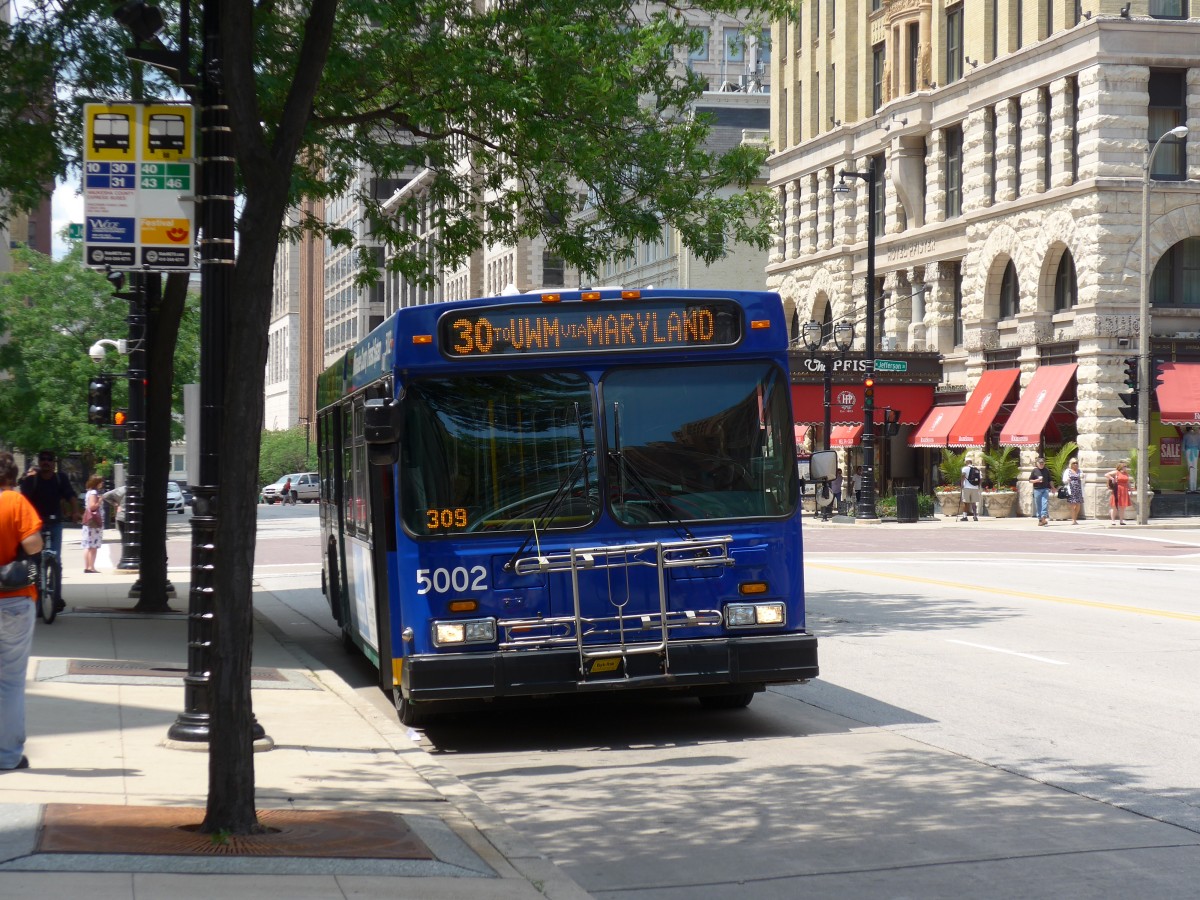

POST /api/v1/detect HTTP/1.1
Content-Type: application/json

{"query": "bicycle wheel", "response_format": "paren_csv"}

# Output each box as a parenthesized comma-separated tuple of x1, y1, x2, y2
(38, 557, 58, 624)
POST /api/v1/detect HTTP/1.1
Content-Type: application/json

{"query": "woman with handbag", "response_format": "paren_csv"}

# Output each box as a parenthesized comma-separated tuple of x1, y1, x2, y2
(0, 450, 44, 770)
(1104, 461, 1131, 526)
(81, 475, 104, 573)
(1065, 458, 1084, 524)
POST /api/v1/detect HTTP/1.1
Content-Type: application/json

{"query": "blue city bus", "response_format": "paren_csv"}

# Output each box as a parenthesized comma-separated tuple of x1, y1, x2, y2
(316, 287, 818, 725)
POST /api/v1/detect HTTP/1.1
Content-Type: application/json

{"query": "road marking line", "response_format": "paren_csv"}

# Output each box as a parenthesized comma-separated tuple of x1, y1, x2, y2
(808, 562, 1200, 622)
(946, 639, 1067, 665)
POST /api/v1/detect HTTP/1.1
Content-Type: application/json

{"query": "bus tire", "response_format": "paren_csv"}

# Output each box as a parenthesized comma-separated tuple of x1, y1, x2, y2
(698, 691, 754, 711)
(395, 692, 427, 728)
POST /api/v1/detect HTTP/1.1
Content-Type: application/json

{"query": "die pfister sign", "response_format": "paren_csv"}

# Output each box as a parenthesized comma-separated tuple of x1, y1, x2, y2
(83, 102, 195, 271)
(788, 351, 940, 385)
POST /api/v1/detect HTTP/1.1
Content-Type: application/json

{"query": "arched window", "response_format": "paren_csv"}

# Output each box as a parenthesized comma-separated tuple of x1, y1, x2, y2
(1054, 251, 1078, 311)
(821, 303, 834, 344)
(790, 308, 802, 343)
(1151, 237, 1200, 308)
(999, 260, 1019, 318)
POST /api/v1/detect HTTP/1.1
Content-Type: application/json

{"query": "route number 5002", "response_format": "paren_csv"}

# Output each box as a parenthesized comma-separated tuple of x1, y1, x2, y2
(416, 566, 488, 595)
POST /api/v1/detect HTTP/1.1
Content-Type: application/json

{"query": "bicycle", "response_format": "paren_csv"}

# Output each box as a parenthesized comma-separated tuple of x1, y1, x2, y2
(34, 522, 60, 624)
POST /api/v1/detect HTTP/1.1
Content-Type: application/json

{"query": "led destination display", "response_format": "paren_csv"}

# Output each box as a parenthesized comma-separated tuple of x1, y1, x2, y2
(440, 299, 742, 358)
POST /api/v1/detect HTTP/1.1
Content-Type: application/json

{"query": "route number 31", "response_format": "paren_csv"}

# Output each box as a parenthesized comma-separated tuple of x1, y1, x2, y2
(416, 566, 488, 595)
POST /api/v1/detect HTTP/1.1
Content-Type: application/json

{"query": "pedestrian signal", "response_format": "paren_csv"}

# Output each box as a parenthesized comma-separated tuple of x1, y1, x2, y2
(88, 375, 113, 425)
(113, 409, 128, 426)
(863, 376, 875, 407)
(1151, 358, 1167, 412)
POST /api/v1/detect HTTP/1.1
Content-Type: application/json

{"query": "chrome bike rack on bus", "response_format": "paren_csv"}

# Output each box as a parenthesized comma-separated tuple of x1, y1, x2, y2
(500, 536, 734, 683)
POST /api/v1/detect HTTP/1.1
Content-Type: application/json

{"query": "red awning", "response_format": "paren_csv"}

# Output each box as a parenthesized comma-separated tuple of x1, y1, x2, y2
(794, 424, 810, 446)
(998, 364, 1078, 447)
(1157, 362, 1200, 425)
(947, 369, 1021, 447)
(830, 425, 863, 447)
(791, 384, 934, 426)
(908, 405, 965, 447)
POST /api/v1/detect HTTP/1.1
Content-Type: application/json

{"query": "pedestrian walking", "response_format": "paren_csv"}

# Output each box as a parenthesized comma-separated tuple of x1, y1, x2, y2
(0, 450, 44, 771)
(1029, 454, 1053, 526)
(959, 456, 982, 521)
(1104, 460, 1131, 525)
(852, 466, 863, 504)
(81, 475, 104, 573)
(1065, 458, 1084, 524)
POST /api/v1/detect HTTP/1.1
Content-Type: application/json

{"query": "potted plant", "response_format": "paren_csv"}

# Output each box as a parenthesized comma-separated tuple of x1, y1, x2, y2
(981, 446, 1019, 517)
(1044, 441, 1079, 520)
(936, 448, 968, 516)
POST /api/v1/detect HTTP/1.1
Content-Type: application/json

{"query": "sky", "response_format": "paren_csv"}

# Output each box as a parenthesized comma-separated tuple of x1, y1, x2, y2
(53, 178, 83, 259)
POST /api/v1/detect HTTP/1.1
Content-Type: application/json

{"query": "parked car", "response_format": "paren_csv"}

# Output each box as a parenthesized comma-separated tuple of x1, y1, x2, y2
(172, 481, 193, 507)
(261, 472, 320, 504)
(166, 480, 186, 514)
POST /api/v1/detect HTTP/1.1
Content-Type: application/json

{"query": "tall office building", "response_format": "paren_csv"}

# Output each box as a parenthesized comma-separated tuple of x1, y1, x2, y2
(769, 1, 1200, 514)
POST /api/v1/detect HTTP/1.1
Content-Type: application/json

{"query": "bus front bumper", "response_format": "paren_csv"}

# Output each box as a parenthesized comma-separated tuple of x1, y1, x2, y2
(401, 633, 818, 703)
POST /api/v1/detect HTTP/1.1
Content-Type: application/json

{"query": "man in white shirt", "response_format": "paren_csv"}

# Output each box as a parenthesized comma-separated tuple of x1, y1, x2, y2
(959, 457, 982, 522)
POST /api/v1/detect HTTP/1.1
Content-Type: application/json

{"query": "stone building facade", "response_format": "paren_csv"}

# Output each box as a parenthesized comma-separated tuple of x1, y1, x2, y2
(768, 1, 1200, 516)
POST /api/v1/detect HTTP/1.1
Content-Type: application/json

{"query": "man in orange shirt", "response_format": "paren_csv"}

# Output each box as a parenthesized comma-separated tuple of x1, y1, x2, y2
(0, 450, 44, 771)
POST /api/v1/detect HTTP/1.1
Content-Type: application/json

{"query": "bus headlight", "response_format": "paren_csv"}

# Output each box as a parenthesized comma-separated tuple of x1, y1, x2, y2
(432, 617, 497, 647)
(725, 602, 785, 628)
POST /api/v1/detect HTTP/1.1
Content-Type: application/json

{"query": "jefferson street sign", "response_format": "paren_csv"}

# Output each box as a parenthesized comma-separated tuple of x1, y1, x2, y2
(873, 359, 908, 373)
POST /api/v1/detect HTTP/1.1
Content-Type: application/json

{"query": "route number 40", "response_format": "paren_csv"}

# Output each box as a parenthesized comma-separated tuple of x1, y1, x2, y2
(416, 566, 488, 595)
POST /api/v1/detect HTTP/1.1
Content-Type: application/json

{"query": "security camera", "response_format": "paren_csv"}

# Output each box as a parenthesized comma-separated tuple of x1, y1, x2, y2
(89, 342, 107, 364)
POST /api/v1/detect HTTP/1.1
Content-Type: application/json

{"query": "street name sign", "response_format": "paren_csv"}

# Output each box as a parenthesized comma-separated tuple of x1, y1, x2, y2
(82, 102, 195, 271)
(873, 359, 908, 373)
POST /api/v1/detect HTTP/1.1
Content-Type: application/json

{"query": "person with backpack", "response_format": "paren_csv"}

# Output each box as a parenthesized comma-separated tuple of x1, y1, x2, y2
(18, 450, 79, 613)
(960, 456, 982, 522)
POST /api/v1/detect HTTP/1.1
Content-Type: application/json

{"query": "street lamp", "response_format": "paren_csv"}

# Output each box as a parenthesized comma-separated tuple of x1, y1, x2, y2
(801, 318, 855, 452)
(834, 158, 880, 521)
(1137, 124, 1188, 525)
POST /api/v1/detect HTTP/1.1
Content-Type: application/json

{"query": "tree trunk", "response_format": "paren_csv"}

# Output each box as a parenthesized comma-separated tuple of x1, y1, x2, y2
(135, 273, 188, 612)
(203, 191, 287, 834)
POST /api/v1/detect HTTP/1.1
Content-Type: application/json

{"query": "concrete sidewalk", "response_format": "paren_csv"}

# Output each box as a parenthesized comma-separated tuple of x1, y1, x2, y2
(0, 531, 591, 899)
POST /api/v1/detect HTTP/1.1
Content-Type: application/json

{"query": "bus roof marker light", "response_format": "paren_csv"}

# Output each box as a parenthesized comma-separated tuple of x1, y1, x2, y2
(750, 320, 771, 330)
(620, 290, 641, 300)
(412, 334, 432, 345)
(580, 291, 601, 302)
(541, 293, 562, 303)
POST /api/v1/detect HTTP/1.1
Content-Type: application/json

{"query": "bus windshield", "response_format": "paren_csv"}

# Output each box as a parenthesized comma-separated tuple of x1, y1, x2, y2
(400, 372, 599, 536)
(604, 361, 797, 523)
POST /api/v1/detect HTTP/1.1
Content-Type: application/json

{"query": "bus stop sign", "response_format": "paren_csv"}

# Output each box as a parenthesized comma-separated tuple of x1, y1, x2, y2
(82, 102, 195, 271)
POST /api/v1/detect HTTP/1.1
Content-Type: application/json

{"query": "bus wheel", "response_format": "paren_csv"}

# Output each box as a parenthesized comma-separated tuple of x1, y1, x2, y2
(395, 692, 427, 728)
(698, 691, 754, 711)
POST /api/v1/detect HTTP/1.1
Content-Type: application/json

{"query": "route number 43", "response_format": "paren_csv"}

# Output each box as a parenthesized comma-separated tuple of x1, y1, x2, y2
(416, 566, 488, 595)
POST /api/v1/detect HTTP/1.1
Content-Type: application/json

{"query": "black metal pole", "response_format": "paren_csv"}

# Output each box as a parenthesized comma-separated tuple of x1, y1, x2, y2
(118, 273, 146, 570)
(858, 158, 878, 520)
(169, 0, 229, 743)
(822, 364, 832, 452)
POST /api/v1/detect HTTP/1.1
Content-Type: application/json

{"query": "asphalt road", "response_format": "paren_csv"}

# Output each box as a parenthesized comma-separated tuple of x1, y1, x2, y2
(249, 508, 1200, 898)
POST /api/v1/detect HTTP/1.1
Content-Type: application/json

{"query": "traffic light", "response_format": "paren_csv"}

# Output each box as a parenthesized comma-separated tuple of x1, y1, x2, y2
(1122, 356, 1139, 390)
(87, 375, 112, 425)
(863, 376, 875, 408)
(882, 407, 901, 438)
(112, 408, 128, 442)
(1118, 357, 1138, 421)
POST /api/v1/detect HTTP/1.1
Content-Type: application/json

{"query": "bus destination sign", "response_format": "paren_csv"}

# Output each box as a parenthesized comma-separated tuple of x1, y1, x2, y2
(439, 299, 742, 359)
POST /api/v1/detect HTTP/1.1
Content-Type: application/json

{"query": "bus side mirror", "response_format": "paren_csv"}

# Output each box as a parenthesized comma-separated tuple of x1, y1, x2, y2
(364, 398, 400, 466)
(808, 449, 838, 483)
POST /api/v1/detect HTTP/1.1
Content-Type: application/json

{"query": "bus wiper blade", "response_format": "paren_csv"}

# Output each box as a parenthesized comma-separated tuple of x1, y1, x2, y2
(504, 403, 592, 572)
(609, 401, 693, 541)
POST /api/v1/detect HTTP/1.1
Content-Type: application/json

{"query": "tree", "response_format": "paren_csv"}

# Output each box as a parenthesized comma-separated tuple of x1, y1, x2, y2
(259, 427, 317, 486)
(0, 247, 200, 610)
(0, 0, 793, 834)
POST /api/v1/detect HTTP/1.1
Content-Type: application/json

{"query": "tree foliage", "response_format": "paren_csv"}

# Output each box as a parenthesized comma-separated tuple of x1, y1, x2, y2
(259, 427, 317, 485)
(0, 0, 796, 833)
(0, 246, 197, 460)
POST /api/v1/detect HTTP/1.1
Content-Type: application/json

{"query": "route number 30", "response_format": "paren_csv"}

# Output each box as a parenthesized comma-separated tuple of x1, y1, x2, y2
(416, 566, 487, 595)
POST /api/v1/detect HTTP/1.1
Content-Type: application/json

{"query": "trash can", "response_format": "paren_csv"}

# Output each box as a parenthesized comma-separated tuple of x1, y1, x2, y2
(895, 486, 919, 523)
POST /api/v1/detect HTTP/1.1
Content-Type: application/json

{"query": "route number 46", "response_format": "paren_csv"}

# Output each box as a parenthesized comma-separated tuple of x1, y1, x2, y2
(416, 566, 487, 595)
